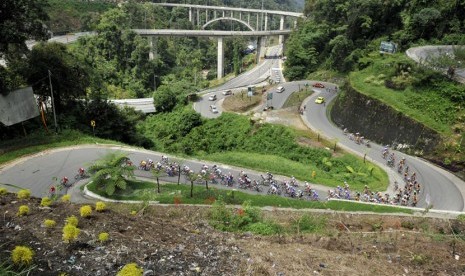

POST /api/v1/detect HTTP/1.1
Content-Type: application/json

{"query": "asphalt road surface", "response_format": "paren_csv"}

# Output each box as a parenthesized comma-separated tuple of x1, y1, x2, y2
(0, 146, 326, 201)
(301, 85, 465, 211)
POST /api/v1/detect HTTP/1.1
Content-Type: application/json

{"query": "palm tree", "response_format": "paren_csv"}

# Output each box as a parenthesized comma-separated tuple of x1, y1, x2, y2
(88, 152, 135, 196)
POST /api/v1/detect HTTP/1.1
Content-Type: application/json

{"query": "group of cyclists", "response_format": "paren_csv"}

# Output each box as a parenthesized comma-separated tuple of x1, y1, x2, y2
(326, 149, 422, 207)
(344, 128, 370, 147)
(50, 146, 423, 208)
(49, 167, 87, 196)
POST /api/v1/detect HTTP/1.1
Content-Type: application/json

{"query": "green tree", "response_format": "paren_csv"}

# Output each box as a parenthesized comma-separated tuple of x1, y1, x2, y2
(25, 42, 91, 112)
(88, 152, 135, 196)
(186, 172, 198, 198)
(153, 86, 178, 113)
(0, 0, 49, 59)
(151, 167, 163, 194)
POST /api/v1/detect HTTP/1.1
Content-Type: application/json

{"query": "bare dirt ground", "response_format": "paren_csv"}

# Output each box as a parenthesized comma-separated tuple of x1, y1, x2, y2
(1, 193, 465, 275)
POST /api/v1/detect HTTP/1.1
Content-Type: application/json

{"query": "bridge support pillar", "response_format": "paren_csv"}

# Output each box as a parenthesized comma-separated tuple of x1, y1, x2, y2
(256, 36, 262, 64)
(222, 11, 225, 17)
(217, 37, 224, 79)
(206, 9, 209, 22)
(214, 10, 217, 19)
(149, 36, 158, 60)
(247, 13, 250, 25)
(197, 9, 200, 26)
(189, 8, 193, 23)
(279, 15, 285, 44)
(239, 12, 242, 20)
(264, 13, 268, 31)
(256, 16, 259, 31)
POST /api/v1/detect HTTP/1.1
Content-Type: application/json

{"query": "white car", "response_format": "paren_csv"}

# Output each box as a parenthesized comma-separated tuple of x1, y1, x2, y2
(210, 105, 218, 113)
(208, 94, 217, 101)
(222, 90, 232, 95)
(276, 86, 285, 93)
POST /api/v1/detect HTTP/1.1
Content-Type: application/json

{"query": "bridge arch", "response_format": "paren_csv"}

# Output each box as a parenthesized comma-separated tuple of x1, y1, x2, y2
(202, 17, 255, 31)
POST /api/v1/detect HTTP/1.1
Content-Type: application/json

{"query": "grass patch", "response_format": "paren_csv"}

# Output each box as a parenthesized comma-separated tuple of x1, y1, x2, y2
(87, 180, 411, 214)
(282, 89, 313, 108)
(350, 54, 457, 135)
(0, 129, 123, 165)
(222, 91, 263, 112)
(198, 151, 388, 192)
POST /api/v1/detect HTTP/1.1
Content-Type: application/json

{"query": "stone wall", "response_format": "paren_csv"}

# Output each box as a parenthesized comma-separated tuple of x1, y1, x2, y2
(330, 83, 441, 153)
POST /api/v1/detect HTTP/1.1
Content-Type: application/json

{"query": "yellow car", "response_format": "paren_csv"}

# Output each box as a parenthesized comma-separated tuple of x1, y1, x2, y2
(315, 96, 325, 104)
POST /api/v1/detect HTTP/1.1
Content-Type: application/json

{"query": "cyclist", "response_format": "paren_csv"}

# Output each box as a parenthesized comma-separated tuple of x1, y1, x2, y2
(49, 185, 56, 196)
(78, 167, 85, 176)
(61, 176, 69, 187)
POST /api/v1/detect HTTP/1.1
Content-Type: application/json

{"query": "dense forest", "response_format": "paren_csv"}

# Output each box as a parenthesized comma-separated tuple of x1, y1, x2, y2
(284, 0, 465, 79)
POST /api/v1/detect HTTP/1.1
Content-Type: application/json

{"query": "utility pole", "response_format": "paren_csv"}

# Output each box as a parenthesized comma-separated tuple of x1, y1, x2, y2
(48, 70, 58, 133)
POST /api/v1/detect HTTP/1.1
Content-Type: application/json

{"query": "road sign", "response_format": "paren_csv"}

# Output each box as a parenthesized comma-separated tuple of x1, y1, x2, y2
(90, 120, 96, 127)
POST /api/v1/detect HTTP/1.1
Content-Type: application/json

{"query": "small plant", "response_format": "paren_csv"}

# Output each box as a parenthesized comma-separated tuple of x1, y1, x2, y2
(130, 210, 137, 216)
(17, 205, 30, 216)
(43, 219, 56, 228)
(40, 197, 53, 207)
(62, 224, 80, 243)
(80, 205, 92, 218)
(65, 215, 79, 227)
(117, 263, 143, 276)
(61, 194, 71, 203)
(98, 232, 109, 243)
(95, 202, 106, 212)
(0, 187, 7, 195)
(11, 246, 34, 266)
(17, 189, 31, 199)
(456, 214, 465, 222)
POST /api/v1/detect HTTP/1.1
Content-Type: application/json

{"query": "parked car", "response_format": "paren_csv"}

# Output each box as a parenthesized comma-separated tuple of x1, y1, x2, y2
(276, 86, 285, 93)
(315, 96, 325, 104)
(313, 83, 325, 88)
(208, 94, 217, 101)
(222, 90, 232, 95)
(210, 105, 219, 113)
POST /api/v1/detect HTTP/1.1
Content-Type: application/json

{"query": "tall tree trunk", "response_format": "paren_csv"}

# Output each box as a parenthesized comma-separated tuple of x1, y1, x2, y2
(205, 180, 209, 190)
(157, 177, 160, 193)
(177, 165, 181, 185)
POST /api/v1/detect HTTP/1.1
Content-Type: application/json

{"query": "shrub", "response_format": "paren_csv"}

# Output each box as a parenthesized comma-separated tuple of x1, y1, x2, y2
(130, 210, 137, 216)
(95, 201, 106, 212)
(117, 263, 143, 276)
(11, 246, 34, 266)
(17, 205, 29, 216)
(245, 222, 281, 235)
(98, 232, 109, 243)
(65, 215, 79, 227)
(40, 197, 53, 207)
(43, 219, 57, 228)
(0, 187, 7, 195)
(62, 224, 80, 243)
(17, 189, 31, 199)
(457, 214, 465, 222)
(61, 194, 71, 203)
(293, 214, 327, 233)
(80, 205, 92, 218)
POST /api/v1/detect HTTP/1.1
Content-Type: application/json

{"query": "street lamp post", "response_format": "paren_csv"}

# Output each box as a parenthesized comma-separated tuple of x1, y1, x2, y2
(48, 70, 58, 133)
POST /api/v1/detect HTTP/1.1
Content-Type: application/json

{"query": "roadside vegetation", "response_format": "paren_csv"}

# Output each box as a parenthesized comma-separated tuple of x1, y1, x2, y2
(87, 180, 411, 214)
(139, 110, 388, 190)
(350, 53, 465, 135)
